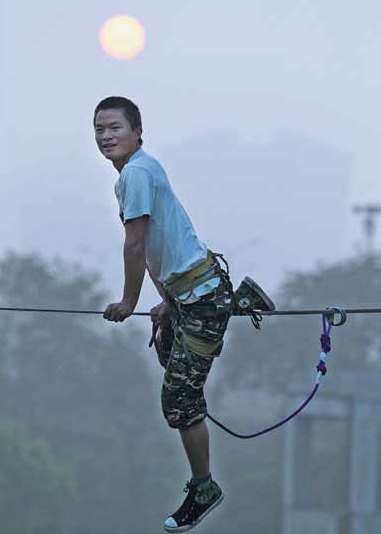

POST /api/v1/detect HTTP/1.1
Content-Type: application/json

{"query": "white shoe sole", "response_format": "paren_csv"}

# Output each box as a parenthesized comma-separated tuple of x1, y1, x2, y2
(163, 492, 224, 532)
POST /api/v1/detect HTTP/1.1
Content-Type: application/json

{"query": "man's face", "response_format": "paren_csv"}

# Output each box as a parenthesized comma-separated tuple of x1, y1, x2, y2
(94, 108, 141, 166)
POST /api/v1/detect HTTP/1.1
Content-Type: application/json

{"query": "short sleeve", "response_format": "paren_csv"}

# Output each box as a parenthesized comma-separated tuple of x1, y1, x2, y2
(119, 165, 155, 223)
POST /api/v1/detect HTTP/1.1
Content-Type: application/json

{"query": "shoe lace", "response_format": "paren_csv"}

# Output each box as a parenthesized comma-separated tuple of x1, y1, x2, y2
(183, 481, 193, 494)
(177, 481, 196, 519)
(183, 480, 216, 506)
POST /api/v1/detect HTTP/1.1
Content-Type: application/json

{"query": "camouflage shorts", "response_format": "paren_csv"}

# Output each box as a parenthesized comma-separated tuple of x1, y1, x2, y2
(158, 278, 233, 429)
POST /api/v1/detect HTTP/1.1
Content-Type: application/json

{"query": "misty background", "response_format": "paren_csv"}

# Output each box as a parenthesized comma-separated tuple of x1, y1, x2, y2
(1, 1, 381, 533)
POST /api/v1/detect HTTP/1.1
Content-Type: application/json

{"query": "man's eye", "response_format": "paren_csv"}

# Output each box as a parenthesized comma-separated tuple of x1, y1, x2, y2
(112, 126, 120, 130)
(96, 129, 103, 134)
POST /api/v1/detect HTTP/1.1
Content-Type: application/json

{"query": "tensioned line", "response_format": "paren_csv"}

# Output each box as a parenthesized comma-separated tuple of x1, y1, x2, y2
(0, 306, 381, 316)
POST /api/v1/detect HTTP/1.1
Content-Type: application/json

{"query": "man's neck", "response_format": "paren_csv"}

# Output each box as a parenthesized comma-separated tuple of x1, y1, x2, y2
(113, 146, 141, 172)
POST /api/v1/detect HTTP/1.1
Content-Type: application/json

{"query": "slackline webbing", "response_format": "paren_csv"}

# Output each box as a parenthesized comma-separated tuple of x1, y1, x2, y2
(1, 306, 381, 316)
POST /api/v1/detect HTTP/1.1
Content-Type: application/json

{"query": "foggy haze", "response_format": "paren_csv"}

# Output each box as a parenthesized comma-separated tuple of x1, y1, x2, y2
(2, 3, 381, 533)
(2, 0, 381, 314)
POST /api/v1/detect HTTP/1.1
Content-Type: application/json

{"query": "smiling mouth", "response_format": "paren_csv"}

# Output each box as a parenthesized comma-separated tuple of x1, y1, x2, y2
(103, 145, 117, 149)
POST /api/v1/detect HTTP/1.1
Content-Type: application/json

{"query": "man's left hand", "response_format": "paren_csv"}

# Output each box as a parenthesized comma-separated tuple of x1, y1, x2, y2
(103, 301, 134, 322)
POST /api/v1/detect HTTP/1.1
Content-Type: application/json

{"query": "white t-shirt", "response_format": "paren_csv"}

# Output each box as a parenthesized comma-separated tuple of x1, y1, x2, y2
(114, 148, 220, 303)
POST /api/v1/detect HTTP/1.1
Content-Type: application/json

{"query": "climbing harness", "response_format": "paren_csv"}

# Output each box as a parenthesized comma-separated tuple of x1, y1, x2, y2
(152, 250, 236, 366)
(163, 249, 221, 302)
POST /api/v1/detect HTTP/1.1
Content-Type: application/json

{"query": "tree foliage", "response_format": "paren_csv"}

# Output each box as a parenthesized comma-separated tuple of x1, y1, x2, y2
(0, 251, 164, 533)
(0, 419, 76, 533)
(1, 249, 380, 533)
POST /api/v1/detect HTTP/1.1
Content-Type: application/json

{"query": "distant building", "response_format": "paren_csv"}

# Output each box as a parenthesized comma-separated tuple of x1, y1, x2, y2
(283, 370, 381, 534)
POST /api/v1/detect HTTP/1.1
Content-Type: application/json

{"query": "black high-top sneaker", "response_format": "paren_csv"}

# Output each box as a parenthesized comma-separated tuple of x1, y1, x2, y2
(163, 478, 224, 532)
(234, 276, 276, 314)
(247, 278, 276, 311)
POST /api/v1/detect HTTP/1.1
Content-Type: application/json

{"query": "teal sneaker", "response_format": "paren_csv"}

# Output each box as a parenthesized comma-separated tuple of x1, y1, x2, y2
(163, 479, 224, 532)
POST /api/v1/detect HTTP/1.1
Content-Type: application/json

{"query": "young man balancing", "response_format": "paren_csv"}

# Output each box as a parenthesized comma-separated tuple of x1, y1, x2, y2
(94, 96, 275, 532)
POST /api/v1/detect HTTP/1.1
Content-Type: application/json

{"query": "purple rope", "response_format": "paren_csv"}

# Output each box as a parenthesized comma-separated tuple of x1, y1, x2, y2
(206, 314, 333, 439)
(317, 315, 332, 376)
(206, 384, 319, 439)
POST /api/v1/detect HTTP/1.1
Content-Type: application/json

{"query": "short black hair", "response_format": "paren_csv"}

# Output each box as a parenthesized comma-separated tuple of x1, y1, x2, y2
(94, 96, 143, 146)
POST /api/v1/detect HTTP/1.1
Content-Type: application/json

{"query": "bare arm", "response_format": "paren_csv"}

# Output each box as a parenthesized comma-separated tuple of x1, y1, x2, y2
(122, 214, 167, 316)
(122, 216, 149, 308)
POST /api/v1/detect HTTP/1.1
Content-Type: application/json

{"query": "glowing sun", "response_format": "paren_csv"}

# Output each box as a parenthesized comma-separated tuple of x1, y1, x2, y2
(99, 15, 146, 60)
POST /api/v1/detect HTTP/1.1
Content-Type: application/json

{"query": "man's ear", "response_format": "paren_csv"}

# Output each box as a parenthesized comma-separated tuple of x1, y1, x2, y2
(135, 125, 143, 140)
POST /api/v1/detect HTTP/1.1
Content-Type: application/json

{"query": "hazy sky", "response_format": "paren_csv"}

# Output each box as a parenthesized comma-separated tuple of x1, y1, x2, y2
(2, 0, 381, 316)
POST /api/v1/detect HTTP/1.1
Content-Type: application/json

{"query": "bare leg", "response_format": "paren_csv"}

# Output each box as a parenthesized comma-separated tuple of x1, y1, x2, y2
(179, 419, 210, 479)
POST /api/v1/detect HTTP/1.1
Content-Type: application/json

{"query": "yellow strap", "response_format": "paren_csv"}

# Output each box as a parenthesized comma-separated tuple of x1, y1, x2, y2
(176, 329, 223, 358)
(165, 250, 215, 295)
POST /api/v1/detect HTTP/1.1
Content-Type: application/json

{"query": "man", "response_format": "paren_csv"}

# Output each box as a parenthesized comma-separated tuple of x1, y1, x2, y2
(94, 96, 275, 532)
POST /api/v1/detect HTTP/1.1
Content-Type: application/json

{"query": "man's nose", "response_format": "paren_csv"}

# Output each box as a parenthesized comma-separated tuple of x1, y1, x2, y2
(102, 129, 113, 141)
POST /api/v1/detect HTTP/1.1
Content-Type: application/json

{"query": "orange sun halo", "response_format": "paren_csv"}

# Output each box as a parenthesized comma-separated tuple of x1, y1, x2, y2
(99, 15, 146, 60)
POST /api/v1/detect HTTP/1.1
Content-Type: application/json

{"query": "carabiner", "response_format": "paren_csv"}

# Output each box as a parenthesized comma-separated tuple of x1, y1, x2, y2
(325, 306, 347, 327)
